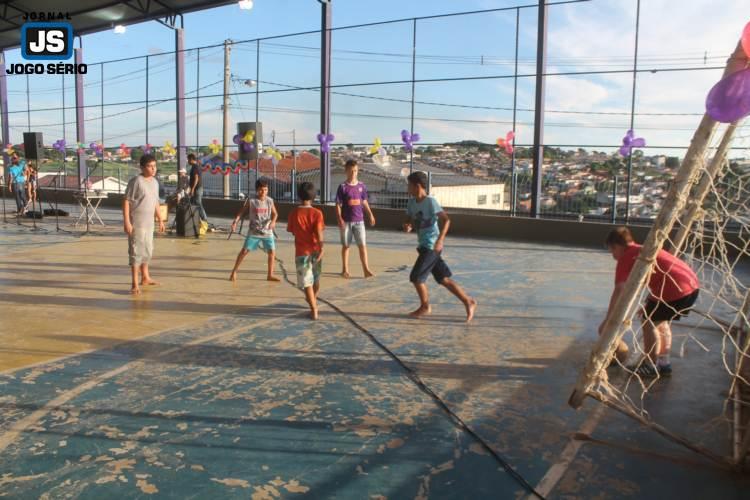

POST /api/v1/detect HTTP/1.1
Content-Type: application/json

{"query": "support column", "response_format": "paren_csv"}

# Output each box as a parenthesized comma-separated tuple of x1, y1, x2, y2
(319, 0, 332, 203)
(530, 0, 547, 218)
(0, 52, 10, 171)
(175, 28, 187, 173)
(74, 48, 86, 188)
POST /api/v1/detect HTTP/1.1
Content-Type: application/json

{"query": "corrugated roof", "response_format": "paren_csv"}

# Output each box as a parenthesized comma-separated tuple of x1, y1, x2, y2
(0, 1, 235, 52)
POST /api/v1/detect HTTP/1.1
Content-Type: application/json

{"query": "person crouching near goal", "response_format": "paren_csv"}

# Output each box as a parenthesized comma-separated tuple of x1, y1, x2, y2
(601, 227, 700, 378)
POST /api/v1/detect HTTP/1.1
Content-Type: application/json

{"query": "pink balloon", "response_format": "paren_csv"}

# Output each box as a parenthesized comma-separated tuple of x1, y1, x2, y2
(743, 21, 750, 59)
(706, 68, 750, 123)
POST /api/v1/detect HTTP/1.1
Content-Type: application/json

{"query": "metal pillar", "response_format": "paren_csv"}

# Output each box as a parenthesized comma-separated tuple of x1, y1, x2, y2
(74, 47, 86, 188)
(222, 39, 231, 199)
(625, 0, 641, 223)
(319, 0, 332, 203)
(530, 0, 548, 218)
(409, 18, 417, 173)
(510, 8, 520, 216)
(176, 28, 187, 173)
(196, 47, 200, 150)
(145, 55, 149, 146)
(0, 52, 10, 172)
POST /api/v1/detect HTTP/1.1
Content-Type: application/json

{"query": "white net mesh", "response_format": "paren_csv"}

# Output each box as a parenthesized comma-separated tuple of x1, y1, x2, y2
(583, 122, 750, 466)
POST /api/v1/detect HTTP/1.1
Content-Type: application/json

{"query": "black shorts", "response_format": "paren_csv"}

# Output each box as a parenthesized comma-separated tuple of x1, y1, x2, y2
(410, 247, 452, 284)
(642, 289, 699, 324)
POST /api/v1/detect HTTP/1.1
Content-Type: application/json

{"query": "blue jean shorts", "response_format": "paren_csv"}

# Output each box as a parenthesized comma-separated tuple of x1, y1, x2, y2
(243, 235, 275, 253)
(410, 247, 452, 284)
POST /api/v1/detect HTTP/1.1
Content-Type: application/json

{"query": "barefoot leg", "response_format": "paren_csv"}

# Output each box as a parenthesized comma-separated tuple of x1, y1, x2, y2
(230, 248, 248, 281)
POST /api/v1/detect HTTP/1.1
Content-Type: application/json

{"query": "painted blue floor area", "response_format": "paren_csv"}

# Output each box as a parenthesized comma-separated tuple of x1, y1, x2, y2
(0, 224, 748, 498)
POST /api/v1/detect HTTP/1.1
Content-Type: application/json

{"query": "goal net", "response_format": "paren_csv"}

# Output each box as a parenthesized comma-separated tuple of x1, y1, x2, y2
(568, 43, 750, 468)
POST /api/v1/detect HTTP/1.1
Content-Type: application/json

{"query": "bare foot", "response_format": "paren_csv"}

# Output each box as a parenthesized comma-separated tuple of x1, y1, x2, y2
(408, 305, 431, 318)
(130, 286, 141, 295)
(229, 271, 237, 282)
(267, 275, 281, 282)
(141, 279, 160, 286)
(340, 271, 350, 279)
(310, 308, 319, 320)
(465, 299, 477, 323)
(364, 269, 375, 278)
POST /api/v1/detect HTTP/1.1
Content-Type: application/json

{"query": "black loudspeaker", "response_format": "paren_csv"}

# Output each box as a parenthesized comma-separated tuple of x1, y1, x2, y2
(237, 122, 262, 161)
(176, 203, 201, 237)
(23, 132, 44, 160)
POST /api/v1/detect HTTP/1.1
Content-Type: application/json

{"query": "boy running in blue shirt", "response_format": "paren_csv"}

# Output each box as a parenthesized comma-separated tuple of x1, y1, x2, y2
(404, 171, 476, 322)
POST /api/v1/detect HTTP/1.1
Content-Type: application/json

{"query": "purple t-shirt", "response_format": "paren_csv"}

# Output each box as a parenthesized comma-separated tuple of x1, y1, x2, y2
(335, 181, 368, 223)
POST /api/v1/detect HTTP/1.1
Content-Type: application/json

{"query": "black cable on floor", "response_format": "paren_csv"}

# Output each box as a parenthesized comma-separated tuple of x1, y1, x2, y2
(273, 255, 545, 500)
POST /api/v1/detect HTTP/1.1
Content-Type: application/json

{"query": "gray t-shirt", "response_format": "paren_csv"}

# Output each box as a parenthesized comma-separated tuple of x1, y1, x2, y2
(248, 196, 274, 237)
(125, 174, 159, 229)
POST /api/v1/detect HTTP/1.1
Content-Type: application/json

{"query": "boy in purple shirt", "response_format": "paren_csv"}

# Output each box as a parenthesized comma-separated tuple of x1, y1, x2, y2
(335, 159, 376, 278)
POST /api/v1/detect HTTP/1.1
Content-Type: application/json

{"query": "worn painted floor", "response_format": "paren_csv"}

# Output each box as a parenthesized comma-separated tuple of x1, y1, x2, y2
(0, 212, 748, 499)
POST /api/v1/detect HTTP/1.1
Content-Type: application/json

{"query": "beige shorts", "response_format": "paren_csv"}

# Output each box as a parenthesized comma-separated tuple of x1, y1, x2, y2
(128, 227, 154, 265)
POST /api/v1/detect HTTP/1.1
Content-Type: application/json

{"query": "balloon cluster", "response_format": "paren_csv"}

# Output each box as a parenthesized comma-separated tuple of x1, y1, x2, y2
(141, 143, 153, 155)
(496, 131, 515, 155)
(162, 141, 176, 156)
(317, 133, 334, 153)
(619, 129, 646, 157)
(3, 144, 13, 156)
(53, 139, 66, 153)
(368, 137, 386, 156)
(76, 143, 86, 154)
(705, 21, 750, 123)
(233, 131, 255, 153)
(118, 143, 131, 159)
(208, 139, 222, 155)
(263, 144, 283, 166)
(89, 142, 104, 155)
(400, 129, 420, 152)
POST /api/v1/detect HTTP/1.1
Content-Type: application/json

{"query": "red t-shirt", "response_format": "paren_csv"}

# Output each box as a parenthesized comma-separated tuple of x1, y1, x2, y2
(615, 243, 699, 302)
(286, 206, 325, 256)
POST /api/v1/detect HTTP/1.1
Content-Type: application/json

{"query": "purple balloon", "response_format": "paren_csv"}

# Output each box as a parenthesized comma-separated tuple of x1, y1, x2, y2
(706, 68, 750, 123)
(232, 134, 241, 145)
(241, 142, 254, 153)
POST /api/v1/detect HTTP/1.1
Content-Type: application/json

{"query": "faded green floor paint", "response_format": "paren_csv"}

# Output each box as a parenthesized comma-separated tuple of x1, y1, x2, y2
(0, 215, 748, 498)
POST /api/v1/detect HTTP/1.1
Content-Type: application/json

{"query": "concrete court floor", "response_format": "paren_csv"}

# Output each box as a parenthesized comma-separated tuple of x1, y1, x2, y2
(0, 211, 748, 499)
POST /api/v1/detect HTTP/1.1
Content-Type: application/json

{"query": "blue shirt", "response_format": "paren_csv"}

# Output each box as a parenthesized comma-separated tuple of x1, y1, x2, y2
(9, 161, 25, 184)
(406, 196, 443, 250)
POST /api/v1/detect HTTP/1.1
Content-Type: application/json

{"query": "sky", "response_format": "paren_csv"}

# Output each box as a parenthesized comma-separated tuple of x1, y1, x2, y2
(3, 0, 748, 158)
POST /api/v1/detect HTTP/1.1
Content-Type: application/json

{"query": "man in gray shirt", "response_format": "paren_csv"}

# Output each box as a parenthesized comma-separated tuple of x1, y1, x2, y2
(123, 154, 166, 294)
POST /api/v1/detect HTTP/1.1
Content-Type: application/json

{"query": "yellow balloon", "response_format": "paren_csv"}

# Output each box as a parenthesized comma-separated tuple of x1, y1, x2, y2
(242, 130, 255, 143)
(368, 137, 382, 155)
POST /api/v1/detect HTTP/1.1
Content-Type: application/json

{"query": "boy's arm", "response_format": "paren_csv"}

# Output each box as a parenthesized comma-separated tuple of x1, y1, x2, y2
(315, 223, 325, 262)
(154, 202, 165, 233)
(270, 202, 278, 229)
(363, 200, 376, 226)
(123, 199, 133, 235)
(599, 282, 625, 335)
(335, 203, 344, 227)
(434, 211, 451, 252)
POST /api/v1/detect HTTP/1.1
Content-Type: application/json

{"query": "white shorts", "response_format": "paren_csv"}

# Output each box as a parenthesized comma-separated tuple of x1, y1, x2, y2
(340, 221, 366, 247)
(128, 227, 154, 265)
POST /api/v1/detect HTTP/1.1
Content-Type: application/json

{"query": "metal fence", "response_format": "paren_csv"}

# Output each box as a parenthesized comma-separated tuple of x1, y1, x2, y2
(1, 0, 742, 223)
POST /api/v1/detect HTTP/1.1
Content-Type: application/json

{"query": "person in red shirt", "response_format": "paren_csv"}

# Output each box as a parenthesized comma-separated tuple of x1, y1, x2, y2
(287, 182, 325, 320)
(601, 227, 700, 377)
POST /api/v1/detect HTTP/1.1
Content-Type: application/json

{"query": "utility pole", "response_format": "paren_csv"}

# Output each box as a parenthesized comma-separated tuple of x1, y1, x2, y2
(222, 39, 232, 199)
